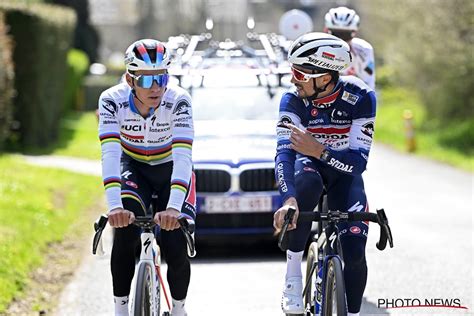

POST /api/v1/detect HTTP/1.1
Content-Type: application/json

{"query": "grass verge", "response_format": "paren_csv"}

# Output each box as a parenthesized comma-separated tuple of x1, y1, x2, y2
(0, 155, 102, 313)
(375, 87, 473, 172)
(20, 111, 101, 160)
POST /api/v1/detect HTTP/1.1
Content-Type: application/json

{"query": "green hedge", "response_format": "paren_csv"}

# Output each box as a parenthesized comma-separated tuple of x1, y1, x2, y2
(82, 74, 122, 111)
(0, 2, 76, 147)
(64, 48, 89, 112)
(0, 11, 15, 151)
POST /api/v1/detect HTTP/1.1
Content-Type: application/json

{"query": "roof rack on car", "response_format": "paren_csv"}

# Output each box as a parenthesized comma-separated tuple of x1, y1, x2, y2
(166, 27, 293, 94)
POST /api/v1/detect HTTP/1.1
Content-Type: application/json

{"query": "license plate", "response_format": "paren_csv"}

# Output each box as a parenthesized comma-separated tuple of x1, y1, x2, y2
(204, 196, 272, 213)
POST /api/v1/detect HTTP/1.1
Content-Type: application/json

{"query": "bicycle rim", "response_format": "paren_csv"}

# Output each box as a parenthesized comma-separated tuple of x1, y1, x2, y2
(304, 242, 318, 315)
(322, 257, 347, 316)
(133, 263, 154, 316)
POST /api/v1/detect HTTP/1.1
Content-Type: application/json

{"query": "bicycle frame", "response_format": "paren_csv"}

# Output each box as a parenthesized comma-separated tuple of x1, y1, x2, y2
(130, 227, 162, 315)
(278, 200, 393, 315)
(93, 213, 195, 316)
(304, 218, 344, 315)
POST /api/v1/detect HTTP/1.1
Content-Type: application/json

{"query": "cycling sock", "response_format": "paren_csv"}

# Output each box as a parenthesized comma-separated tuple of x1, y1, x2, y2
(285, 250, 304, 278)
(172, 297, 186, 310)
(348, 313, 360, 316)
(114, 296, 129, 316)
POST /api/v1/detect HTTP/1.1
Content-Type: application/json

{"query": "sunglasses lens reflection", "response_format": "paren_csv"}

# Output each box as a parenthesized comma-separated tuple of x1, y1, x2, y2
(136, 74, 169, 88)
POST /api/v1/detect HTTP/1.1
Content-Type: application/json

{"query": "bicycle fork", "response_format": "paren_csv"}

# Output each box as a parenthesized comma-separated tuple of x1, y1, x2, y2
(130, 232, 160, 316)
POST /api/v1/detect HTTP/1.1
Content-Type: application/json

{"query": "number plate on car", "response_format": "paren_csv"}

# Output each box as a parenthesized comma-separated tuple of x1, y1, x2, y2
(204, 196, 272, 213)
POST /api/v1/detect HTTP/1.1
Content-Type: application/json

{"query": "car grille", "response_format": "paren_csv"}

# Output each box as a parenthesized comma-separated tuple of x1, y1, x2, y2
(240, 168, 276, 192)
(195, 169, 231, 193)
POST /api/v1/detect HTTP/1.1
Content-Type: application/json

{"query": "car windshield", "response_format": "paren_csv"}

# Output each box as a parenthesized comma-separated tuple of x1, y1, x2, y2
(192, 87, 284, 121)
(188, 70, 285, 121)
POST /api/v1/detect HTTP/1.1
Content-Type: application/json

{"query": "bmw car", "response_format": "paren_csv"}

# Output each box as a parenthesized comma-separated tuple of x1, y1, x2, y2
(180, 60, 287, 242)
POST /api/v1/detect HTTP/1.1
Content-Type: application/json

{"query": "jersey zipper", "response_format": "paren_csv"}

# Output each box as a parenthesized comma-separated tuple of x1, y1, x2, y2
(144, 118, 148, 158)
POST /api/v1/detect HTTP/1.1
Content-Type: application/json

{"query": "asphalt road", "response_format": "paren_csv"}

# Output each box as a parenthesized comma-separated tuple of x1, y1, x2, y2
(25, 142, 473, 316)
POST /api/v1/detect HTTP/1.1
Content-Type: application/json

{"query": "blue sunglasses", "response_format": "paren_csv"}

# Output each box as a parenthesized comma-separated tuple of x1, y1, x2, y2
(128, 72, 169, 88)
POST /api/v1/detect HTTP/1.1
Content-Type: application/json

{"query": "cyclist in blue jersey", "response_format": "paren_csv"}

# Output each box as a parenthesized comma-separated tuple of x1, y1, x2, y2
(273, 32, 376, 316)
(98, 39, 195, 316)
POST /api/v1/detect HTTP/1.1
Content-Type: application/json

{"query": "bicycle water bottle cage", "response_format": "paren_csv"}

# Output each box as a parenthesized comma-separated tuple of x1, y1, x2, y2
(92, 214, 108, 255)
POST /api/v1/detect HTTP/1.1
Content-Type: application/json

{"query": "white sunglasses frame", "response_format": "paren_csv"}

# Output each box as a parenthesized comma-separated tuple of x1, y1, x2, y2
(291, 67, 328, 82)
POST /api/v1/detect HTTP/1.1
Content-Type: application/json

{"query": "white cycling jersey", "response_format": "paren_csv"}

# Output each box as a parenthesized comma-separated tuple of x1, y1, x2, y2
(343, 37, 375, 90)
(98, 82, 194, 212)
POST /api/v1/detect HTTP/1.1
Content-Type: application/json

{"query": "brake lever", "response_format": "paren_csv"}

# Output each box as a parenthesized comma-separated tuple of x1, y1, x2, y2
(92, 214, 108, 255)
(278, 207, 296, 251)
(376, 209, 394, 250)
(177, 216, 196, 258)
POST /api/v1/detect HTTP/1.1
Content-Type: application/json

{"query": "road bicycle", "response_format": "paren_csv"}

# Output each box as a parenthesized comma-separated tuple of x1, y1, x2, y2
(278, 197, 393, 316)
(92, 213, 196, 316)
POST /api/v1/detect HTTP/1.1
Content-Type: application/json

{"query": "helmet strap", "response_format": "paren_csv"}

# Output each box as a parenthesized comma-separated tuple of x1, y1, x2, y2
(310, 70, 332, 99)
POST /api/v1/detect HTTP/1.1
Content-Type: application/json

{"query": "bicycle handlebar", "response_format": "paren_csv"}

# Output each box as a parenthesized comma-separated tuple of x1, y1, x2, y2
(278, 207, 394, 252)
(92, 214, 196, 258)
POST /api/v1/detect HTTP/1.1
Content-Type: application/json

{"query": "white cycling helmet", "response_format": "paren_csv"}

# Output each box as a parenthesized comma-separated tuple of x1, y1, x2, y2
(124, 39, 171, 72)
(325, 6, 360, 32)
(288, 32, 351, 72)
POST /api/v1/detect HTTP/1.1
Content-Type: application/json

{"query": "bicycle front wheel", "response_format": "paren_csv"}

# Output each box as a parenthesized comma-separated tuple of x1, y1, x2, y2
(322, 257, 347, 316)
(304, 242, 318, 315)
(133, 262, 156, 316)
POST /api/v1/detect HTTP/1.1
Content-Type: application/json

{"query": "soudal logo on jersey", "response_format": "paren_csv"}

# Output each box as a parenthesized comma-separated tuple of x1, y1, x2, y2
(361, 121, 374, 138)
(328, 158, 353, 173)
(341, 91, 359, 105)
(322, 52, 335, 61)
(308, 126, 350, 140)
(313, 133, 349, 140)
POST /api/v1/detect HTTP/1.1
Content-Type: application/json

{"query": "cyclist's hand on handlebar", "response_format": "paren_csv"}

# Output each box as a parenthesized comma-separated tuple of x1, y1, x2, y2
(273, 198, 299, 231)
(108, 208, 135, 228)
(155, 208, 181, 231)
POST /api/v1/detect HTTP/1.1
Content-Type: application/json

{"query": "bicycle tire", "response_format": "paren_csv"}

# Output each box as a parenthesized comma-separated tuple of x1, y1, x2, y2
(304, 242, 318, 315)
(133, 262, 157, 316)
(322, 257, 347, 316)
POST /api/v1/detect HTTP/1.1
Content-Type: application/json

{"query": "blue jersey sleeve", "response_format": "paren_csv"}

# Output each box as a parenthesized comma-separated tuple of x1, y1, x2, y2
(275, 92, 304, 202)
(321, 90, 376, 174)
